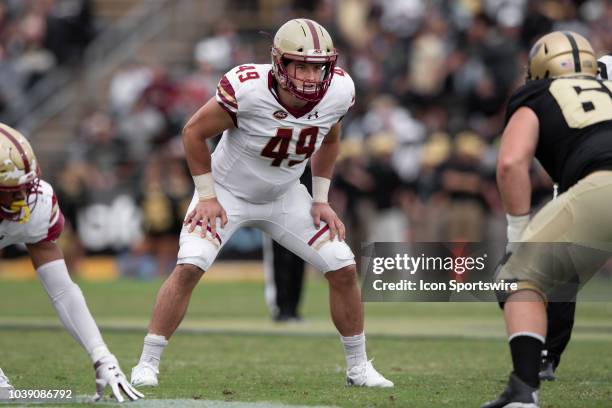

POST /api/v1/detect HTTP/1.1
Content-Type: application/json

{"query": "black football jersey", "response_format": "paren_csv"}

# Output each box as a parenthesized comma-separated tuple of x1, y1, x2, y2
(505, 76, 612, 192)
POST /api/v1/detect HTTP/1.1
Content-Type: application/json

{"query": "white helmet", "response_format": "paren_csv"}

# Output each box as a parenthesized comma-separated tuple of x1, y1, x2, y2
(0, 123, 41, 222)
(271, 18, 338, 102)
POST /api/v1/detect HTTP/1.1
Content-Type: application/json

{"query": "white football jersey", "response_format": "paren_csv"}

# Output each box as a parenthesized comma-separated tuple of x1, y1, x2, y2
(214, 63, 355, 203)
(0, 180, 64, 249)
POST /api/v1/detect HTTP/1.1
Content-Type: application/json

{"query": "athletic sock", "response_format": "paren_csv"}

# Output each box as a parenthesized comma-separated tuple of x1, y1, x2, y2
(341, 332, 367, 371)
(509, 332, 544, 388)
(138, 334, 168, 370)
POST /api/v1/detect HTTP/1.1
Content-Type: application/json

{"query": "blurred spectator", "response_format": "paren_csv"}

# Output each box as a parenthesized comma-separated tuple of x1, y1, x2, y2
(360, 95, 426, 183)
(376, 0, 425, 38)
(194, 21, 236, 73)
(62, 110, 142, 253)
(405, 11, 450, 100)
(364, 132, 407, 242)
(13, 5, 56, 88)
(45, 0, 96, 64)
(117, 96, 167, 164)
(411, 132, 451, 242)
(0, 0, 96, 122)
(440, 131, 489, 242)
(332, 138, 373, 259)
(129, 149, 192, 278)
(109, 62, 154, 116)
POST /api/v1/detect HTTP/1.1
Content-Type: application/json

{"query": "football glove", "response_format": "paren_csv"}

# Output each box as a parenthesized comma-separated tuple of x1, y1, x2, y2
(93, 354, 144, 402)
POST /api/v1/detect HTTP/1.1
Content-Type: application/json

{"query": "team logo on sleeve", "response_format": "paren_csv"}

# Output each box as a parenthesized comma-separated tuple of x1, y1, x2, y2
(273, 110, 289, 119)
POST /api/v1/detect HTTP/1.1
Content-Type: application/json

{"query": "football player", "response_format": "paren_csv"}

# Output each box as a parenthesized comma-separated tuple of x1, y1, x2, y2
(482, 32, 612, 408)
(537, 53, 612, 383)
(131, 18, 393, 388)
(0, 124, 143, 402)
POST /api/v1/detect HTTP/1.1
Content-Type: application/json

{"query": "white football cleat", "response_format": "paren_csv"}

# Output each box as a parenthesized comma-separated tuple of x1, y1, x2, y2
(346, 360, 394, 388)
(130, 362, 159, 387)
(0, 368, 13, 389)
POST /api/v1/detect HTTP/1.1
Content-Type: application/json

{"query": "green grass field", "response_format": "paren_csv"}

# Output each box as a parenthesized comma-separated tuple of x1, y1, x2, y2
(1, 274, 611, 407)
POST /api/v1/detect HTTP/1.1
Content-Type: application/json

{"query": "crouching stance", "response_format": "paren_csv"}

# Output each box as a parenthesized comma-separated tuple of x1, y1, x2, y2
(0, 124, 142, 402)
(482, 32, 612, 408)
(131, 18, 392, 389)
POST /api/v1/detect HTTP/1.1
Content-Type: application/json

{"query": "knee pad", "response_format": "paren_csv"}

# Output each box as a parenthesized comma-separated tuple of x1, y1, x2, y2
(177, 239, 219, 272)
(319, 240, 355, 273)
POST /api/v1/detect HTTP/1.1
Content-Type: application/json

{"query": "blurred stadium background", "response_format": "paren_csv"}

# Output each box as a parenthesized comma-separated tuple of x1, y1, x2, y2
(1, 1, 612, 407)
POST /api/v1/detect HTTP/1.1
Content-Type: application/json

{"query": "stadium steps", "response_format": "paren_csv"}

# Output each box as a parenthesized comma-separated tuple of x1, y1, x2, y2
(93, 0, 151, 23)
(28, 0, 215, 171)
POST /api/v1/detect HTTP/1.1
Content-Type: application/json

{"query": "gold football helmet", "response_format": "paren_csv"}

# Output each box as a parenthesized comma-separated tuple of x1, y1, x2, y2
(0, 123, 41, 222)
(271, 18, 338, 102)
(527, 31, 597, 81)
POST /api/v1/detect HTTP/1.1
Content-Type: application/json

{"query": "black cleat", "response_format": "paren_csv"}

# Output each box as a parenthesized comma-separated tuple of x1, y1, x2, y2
(539, 359, 556, 381)
(481, 373, 540, 408)
(538, 351, 556, 381)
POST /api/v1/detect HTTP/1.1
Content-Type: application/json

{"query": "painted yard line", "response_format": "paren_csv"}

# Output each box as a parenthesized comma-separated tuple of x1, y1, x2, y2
(0, 318, 611, 342)
(23, 396, 339, 408)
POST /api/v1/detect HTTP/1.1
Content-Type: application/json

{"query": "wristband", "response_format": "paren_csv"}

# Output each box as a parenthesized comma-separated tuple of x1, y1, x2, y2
(193, 173, 216, 200)
(312, 176, 331, 203)
(506, 213, 530, 243)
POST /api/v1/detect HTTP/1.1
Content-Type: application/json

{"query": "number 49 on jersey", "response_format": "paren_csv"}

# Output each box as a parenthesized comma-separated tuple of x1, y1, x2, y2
(261, 127, 319, 167)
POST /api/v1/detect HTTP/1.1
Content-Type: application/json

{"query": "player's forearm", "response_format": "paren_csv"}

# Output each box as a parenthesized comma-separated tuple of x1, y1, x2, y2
(310, 141, 338, 203)
(183, 130, 217, 200)
(497, 163, 531, 215)
(311, 140, 339, 179)
(182, 129, 212, 176)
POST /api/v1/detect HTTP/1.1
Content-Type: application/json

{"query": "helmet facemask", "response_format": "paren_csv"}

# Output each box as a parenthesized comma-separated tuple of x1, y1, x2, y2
(0, 170, 41, 223)
(0, 124, 42, 223)
(272, 48, 338, 102)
